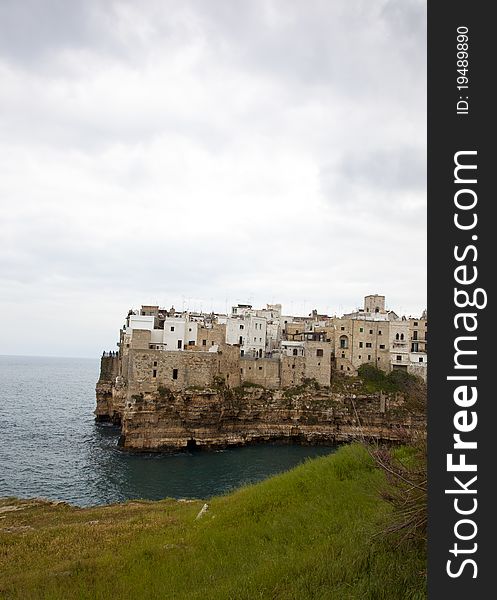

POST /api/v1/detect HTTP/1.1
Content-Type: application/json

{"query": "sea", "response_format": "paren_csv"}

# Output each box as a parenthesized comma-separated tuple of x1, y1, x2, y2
(0, 355, 336, 506)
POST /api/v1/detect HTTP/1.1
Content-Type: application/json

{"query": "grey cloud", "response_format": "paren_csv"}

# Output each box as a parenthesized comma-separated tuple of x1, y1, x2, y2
(326, 145, 426, 193)
(319, 143, 426, 226)
(0, 0, 103, 64)
(0, 0, 427, 356)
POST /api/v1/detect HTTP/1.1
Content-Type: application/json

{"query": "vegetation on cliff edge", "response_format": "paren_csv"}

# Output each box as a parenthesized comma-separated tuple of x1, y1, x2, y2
(0, 444, 425, 600)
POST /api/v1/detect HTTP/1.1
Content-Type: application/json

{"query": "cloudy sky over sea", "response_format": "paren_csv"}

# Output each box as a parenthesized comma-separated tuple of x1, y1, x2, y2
(0, 0, 426, 357)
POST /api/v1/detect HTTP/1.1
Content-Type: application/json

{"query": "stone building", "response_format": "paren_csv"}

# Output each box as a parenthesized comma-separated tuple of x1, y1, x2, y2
(113, 294, 427, 398)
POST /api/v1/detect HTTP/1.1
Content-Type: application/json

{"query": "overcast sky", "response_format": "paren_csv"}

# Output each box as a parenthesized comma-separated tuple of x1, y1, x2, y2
(0, 0, 426, 358)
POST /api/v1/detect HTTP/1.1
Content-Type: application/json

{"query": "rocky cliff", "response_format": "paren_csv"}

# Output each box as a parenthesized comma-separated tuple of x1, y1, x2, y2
(96, 362, 425, 451)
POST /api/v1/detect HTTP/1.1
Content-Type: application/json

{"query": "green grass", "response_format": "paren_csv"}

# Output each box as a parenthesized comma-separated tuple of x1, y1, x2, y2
(0, 445, 426, 599)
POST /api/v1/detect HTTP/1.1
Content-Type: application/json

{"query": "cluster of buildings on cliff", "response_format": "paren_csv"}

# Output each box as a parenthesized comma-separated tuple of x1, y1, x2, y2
(102, 295, 427, 397)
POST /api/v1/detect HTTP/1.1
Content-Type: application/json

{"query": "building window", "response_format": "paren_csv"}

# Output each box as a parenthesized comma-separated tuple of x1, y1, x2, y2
(339, 335, 348, 349)
(293, 349, 298, 356)
(177, 340, 182, 349)
(359, 342, 363, 348)
(240, 368, 243, 373)
(368, 355, 371, 361)
(152, 369, 157, 378)
(379, 344, 385, 349)
(400, 333, 405, 340)
(369, 330, 373, 335)
(395, 333, 399, 340)
(316, 349, 323, 357)
(358, 355, 361, 359)
(411, 342, 419, 352)
(366, 343, 372, 348)
(413, 331, 418, 340)
(240, 324, 244, 330)
(241, 350, 244, 357)
(340, 326, 345, 331)
(396, 355, 402, 362)
(341, 352, 345, 358)
(189, 328, 192, 332)
(188, 340, 195, 346)
(259, 366, 262, 370)
(172, 368, 178, 380)
(359, 327, 364, 333)
(378, 330, 382, 335)
(419, 357, 424, 362)
(170, 326, 175, 332)
(340, 365, 344, 370)
(202, 339, 207, 346)
(292, 364, 295, 369)
(414, 322, 418, 326)
(153, 361, 157, 366)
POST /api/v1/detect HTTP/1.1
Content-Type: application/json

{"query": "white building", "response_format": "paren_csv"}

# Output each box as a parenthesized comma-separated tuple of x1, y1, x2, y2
(226, 314, 267, 357)
(389, 320, 410, 370)
(162, 317, 198, 351)
(127, 314, 155, 331)
(280, 340, 305, 357)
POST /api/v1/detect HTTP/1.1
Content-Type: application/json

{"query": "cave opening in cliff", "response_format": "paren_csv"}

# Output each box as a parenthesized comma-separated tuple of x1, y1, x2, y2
(186, 438, 197, 450)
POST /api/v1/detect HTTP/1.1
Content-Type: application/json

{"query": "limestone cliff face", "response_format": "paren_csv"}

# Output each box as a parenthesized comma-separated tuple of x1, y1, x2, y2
(117, 386, 424, 451)
(96, 354, 425, 451)
(95, 355, 124, 424)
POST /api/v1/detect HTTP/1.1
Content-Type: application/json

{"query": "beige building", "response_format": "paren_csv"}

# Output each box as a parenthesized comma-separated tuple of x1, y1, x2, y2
(409, 316, 427, 353)
(116, 295, 427, 392)
(333, 317, 391, 375)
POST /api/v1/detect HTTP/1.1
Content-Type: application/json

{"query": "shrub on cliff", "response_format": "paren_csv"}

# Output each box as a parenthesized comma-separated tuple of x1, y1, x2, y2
(370, 440, 427, 546)
(157, 386, 175, 401)
(357, 364, 386, 383)
(357, 364, 426, 411)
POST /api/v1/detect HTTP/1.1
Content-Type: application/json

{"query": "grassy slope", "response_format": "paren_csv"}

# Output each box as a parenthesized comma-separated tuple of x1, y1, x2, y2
(0, 445, 425, 600)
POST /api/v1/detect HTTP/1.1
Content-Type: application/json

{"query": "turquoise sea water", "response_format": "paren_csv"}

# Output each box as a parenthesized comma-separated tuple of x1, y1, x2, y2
(0, 355, 336, 506)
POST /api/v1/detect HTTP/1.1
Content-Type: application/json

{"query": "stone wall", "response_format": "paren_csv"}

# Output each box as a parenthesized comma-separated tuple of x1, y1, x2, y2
(240, 357, 280, 388)
(95, 355, 120, 422)
(98, 355, 119, 383)
(217, 344, 242, 388)
(303, 341, 333, 386)
(280, 356, 306, 387)
(129, 328, 152, 351)
(127, 349, 221, 394)
(194, 323, 227, 349)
